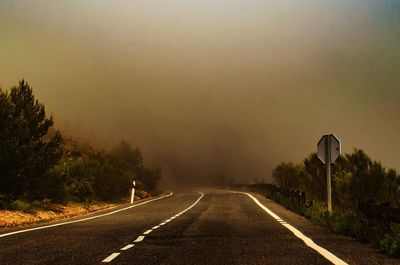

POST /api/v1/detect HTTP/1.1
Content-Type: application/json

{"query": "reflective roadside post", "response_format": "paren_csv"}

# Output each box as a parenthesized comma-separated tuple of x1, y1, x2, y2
(131, 180, 136, 204)
(317, 134, 341, 213)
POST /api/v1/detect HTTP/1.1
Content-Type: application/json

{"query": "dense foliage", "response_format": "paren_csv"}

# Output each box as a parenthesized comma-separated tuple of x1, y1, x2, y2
(0, 81, 161, 204)
(272, 149, 400, 209)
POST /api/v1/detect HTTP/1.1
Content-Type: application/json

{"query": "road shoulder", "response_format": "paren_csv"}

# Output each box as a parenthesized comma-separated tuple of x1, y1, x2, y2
(0, 192, 172, 236)
(247, 191, 398, 265)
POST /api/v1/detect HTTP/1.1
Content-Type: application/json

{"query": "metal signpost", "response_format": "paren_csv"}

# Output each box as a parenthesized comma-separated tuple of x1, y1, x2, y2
(130, 180, 136, 204)
(317, 134, 341, 213)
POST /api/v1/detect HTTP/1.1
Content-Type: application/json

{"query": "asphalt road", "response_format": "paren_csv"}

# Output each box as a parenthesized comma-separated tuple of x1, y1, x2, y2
(0, 190, 398, 265)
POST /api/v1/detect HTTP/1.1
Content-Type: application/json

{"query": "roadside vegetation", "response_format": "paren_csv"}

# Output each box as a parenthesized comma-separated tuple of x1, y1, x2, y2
(252, 150, 400, 257)
(0, 80, 162, 226)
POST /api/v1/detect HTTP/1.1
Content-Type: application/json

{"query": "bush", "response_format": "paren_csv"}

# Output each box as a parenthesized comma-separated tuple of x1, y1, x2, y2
(30, 199, 53, 210)
(0, 195, 13, 209)
(304, 206, 330, 226)
(67, 179, 94, 202)
(379, 224, 400, 257)
(9, 200, 30, 212)
(328, 210, 367, 241)
(266, 191, 305, 215)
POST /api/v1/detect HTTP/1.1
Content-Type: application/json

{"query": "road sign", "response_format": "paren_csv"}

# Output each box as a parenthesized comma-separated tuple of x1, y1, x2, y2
(317, 134, 341, 164)
(317, 134, 341, 213)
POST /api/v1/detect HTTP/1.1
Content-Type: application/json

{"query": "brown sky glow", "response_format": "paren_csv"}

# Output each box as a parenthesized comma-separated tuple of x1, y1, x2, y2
(1, 1, 400, 184)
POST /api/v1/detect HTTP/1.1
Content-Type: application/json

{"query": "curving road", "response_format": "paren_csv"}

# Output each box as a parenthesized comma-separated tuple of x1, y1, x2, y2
(0, 190, 397, 265)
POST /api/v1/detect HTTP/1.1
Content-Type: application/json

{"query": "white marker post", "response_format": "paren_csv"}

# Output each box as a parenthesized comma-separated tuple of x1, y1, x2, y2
(317, 134, 341, 213)
(130, 180, 136, 204)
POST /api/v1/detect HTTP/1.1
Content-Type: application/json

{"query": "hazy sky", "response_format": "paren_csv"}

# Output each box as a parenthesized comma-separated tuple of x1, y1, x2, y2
(1, 1, 400, 184)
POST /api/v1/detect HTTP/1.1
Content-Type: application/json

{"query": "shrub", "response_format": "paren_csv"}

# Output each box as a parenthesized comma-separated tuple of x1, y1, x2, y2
(67, 179, 94, 202)
(378, 224, 400, 257)
(9, 200, 30, 212)
(30, 199, 53, 210)
(0, 195, 13, 209)
(304, 206, 329, 226)
(328, 210, 367, 241)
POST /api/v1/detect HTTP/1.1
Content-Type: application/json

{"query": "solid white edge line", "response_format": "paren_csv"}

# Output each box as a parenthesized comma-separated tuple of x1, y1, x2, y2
(102, 252, 120, 262)
(152, 225, 160, 230)
(0, 192, 174, 238)
(120, 244, 134, 250)
(236, 192, 348, 265)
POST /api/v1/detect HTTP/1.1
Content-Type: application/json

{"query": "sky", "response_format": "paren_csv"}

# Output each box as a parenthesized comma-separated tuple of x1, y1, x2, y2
(1, 1, 400, 184)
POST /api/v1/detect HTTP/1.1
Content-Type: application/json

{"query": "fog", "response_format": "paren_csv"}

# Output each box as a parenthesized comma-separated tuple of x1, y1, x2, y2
(1, 1, 400, 185)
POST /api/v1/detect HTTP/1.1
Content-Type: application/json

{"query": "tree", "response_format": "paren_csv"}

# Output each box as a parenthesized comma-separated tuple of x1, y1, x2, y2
(272, 162, 306, 190)
(110, 140, 143, 175)
(345, 149, 385, 207)
(138, 167, 162, 192)
(92, 152, 131, 201)
(303, 153, 326, 200)
(0, 89, 13, 190)
(380, 169, 400, 207)
(0, 80, 62, 198)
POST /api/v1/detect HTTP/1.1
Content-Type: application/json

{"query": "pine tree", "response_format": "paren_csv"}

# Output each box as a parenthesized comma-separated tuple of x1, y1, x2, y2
(0, 80, 62, 198)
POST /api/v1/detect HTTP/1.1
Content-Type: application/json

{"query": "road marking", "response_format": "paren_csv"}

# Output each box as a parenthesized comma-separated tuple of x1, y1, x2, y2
(101, 192, 204, 263)
(120, 244, 134, 250)
(238, 192, 348, 265)
(134, 235, 145, 242)
(0, 192, 174, 238)
(143, 229, 152, 235)
(102, 253, 120, 262)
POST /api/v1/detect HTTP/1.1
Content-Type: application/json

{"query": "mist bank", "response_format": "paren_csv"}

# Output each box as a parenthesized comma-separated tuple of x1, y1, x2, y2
(1, 1, 400, 184)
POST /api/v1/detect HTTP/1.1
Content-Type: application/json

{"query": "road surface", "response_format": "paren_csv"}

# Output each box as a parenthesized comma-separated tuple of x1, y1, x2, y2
(0, 190, 397, 265)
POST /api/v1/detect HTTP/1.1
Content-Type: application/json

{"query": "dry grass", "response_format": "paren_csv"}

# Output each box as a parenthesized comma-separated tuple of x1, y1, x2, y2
(0, 202, 116, 228)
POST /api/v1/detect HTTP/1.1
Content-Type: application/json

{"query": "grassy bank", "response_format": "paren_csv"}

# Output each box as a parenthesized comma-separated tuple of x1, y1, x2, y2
(0, 189, 161, 229)
(0, 201, 116, 228)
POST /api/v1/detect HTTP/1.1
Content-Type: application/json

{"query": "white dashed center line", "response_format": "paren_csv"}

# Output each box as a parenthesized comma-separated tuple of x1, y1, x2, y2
(143, 229, 153, 235)
(102, 253, 120, 263)
(101, 192, 204, 263)
(134, 235, 145, 242)
(120, 244, 134, 250)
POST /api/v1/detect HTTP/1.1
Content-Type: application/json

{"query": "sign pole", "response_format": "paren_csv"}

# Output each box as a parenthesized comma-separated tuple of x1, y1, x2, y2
(318, 134, 340, 213)
(326, 135, 332, 213)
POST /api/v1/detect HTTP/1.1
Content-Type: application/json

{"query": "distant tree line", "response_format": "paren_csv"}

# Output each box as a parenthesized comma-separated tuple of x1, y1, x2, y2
(0, 80, 161, 203)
